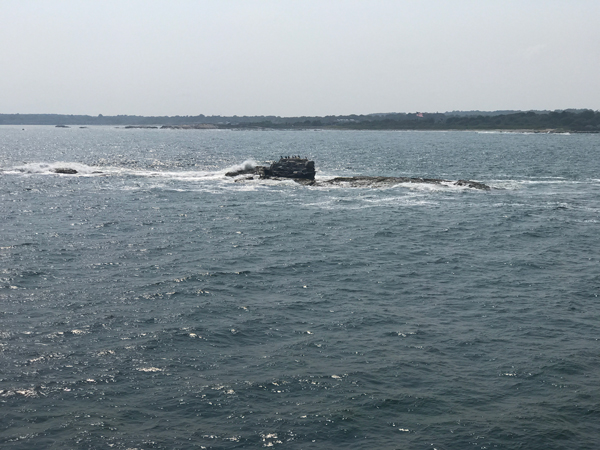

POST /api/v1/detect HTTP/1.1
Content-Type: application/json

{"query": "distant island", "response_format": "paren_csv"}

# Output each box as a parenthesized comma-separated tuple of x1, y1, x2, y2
(1, 109, 599, 132)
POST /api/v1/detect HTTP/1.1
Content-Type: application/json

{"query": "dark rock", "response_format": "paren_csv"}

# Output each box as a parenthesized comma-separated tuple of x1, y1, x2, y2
(234, 176, 255, 182)
(454, 180, 491, 190)
(318, 176, 441, 188)
(225, 167, 256, 177)
(263, 157, 315, 180)
(54, 168, 78, 174)
(293, 178, 317, 186)
(55, 125, 70, 128)
(225, 157, 316, 180)
(318, 176, 489, 190)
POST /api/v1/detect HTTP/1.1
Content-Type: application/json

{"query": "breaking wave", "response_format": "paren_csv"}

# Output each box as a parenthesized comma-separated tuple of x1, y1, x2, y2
(4, 162, 100, 175)
(221, 159, 258, 175)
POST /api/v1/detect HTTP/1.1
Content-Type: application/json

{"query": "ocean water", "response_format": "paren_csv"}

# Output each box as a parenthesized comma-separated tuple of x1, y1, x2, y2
(1, 126, 599, 449)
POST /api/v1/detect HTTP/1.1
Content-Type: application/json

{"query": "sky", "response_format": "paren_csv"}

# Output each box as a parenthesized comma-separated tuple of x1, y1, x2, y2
(2, 0, 599, 116)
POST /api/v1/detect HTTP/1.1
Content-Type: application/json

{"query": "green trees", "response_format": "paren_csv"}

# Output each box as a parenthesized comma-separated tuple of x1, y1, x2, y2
(1, 110, 598, 131)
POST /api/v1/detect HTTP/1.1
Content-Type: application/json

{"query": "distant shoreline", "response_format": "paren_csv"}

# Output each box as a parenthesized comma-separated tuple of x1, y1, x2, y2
(1, 109, 599, 133)
(150, 127, 595, 133)
(4, 125, 599, 134)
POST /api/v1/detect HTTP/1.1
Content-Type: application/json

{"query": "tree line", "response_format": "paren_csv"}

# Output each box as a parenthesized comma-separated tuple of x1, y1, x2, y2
(1, 110, 599, 132)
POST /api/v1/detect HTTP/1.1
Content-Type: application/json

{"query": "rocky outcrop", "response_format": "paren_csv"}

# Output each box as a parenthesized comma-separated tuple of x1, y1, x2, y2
(317, 176, 444, 187)
(260, 157, 315, 179)
(226, 158, 490, 190)
(226, 157, 316, 180)
(307, 176, 490, 190)
(454, 179, 491, 190)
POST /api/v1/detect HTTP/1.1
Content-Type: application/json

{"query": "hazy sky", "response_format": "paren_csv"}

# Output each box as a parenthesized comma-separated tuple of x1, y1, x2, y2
(2, 0, 599, 116)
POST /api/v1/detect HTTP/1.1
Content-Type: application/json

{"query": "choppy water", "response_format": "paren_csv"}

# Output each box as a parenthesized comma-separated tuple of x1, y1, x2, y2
(1, 126, 599, 449)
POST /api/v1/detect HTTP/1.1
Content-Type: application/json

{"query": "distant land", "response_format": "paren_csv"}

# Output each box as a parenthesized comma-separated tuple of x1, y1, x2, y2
(1, 110, 599, 132)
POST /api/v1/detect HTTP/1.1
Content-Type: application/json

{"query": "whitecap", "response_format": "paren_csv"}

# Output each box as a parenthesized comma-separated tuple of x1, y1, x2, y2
(221, 159, 258, 175)
(5, 162, 99, 175)
(137, 367, 163, 372)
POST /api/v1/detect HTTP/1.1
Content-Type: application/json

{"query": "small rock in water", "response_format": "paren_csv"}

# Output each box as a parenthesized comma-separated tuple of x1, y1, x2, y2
(454, 179, 490, 190)
(54, 168, 78, 174)
(225, 167, 256, 177)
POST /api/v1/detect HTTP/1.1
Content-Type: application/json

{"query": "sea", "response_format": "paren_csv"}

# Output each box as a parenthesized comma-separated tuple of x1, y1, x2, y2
(1, 126, 599, 449)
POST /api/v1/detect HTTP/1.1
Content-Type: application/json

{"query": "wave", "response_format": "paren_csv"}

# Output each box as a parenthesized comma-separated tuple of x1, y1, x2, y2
(221, 159, 258, 175)
(1, 161, 230, 182)
(2, 159, 261, 180)
(1, 160, 492, 196)
(9, 159, 596, 194)
(476, 130, 572, 135)
(4, 162, 101, 175)
(488, 178, 592, 190)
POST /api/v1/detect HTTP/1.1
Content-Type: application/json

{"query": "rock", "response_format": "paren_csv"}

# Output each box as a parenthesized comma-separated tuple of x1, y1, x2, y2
(234, 176, 255, 182)
(225, 157, 316, 180)
(225, 158, 490, 190)
(262, 157, 315, 180)
(55, 125, 70, 128)
(318, 176, 490, 190)
(54, 168, 78, 174)
(318, 176, 443, 188)
(225, 167, 256, 177)
(454, 180, 491, 190)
